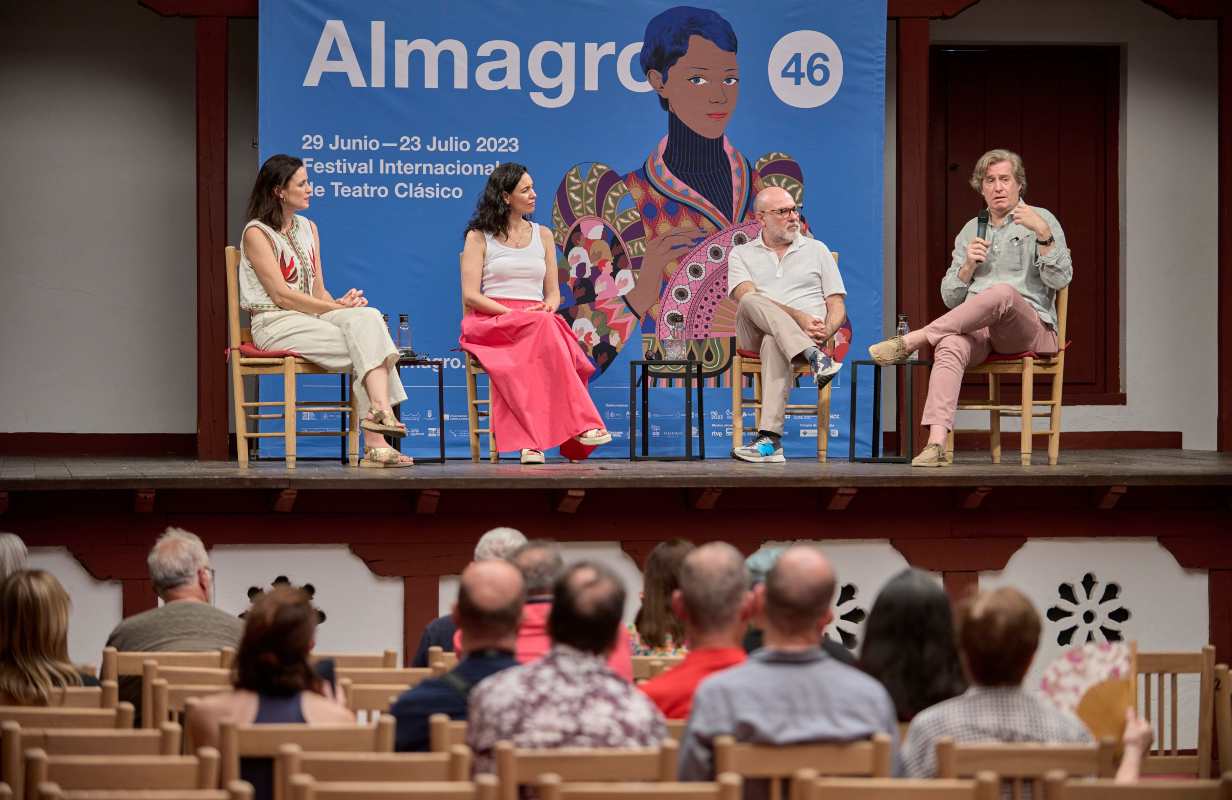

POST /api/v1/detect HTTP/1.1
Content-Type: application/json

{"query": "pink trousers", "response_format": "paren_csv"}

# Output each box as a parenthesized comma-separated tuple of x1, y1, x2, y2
(921, 284, 1058, 431)
(460, 298, 604, 457)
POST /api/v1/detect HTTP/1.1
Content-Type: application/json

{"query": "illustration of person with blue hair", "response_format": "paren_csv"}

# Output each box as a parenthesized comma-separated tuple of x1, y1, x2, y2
(552, 6, 849, 382)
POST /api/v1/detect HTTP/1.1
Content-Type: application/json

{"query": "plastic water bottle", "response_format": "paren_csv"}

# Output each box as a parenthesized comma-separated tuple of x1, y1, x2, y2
(896, 314, 919, 362)
(398, 314, 412, 354)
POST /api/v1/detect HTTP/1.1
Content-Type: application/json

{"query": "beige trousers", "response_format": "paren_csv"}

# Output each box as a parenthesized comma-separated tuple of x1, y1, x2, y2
(735, 293, 816, 435)
(249, 307, 407, 418)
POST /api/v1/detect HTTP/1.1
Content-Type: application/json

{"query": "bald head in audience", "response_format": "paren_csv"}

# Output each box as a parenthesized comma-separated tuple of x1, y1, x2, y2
(548, 562, 626, 655)
(759, 544, 837, 649)
(512, 539, 565, 597)
(454, 559, 525, 653)
(674, 542, 751, 648)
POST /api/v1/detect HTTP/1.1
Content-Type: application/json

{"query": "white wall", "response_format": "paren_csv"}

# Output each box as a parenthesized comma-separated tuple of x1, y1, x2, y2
(0, 1, 197, 433)
(914, 0, 1218, 447)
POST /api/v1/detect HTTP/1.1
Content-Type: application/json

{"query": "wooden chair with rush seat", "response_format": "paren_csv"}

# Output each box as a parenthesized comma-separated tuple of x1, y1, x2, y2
(729, 252, 849, 463)
(946, 285, 1069, 466)
(459, 255, 498, 463)
(224, 245, 359, 469)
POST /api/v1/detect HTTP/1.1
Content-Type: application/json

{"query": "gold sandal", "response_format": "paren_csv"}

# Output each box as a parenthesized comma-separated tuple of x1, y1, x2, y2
(359, 446, 414, 468)
(361, 409, 407, 438)
(520, 449, 546, 465)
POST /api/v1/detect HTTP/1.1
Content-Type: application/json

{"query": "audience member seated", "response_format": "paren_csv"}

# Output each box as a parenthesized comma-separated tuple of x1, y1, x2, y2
(510, 540, 633, 680)
(104, 527, 244, 721)
(467, 562, 666, 774)
(0, 569, 100, 704)
(679, 545, 901, 797)
(640, 542, 750, 718)
(903, 586, 1151, 785)
(392, 559, 524, 751)
(629, 538, 693, 657)
(0, 532, 27, 586)
(412, 526, 527, 667)
(859, 568, 966, 723)
(740, 547, 855, 665)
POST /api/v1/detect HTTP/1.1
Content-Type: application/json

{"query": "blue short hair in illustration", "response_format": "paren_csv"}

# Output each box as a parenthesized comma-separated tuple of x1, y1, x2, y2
(640, 6, 738, 111)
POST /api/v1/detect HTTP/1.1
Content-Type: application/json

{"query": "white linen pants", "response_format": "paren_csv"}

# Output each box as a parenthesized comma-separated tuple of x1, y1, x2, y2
(250, 307, 406, 419)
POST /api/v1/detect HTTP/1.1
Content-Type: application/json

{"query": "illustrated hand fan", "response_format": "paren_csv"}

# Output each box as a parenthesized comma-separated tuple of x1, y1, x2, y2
(1039, 641, 1135, 741)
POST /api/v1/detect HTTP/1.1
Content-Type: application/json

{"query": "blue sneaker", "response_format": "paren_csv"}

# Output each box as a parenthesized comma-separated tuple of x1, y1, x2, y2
(732, 434, 786, 463)
(806, 347, 838, 384)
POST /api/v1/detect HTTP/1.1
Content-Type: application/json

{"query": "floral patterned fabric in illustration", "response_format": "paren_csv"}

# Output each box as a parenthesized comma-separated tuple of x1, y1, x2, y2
(466, 644, 667, 775)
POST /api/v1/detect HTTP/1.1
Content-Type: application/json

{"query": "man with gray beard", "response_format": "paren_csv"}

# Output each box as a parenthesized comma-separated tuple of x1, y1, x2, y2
(727, 186, 847, 463)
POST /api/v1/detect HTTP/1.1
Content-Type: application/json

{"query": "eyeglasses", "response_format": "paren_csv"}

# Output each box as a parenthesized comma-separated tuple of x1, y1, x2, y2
(763, 205, 803, 218)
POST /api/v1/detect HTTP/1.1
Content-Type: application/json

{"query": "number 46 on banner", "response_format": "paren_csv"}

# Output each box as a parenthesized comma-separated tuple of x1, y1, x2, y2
(768, 30, 845, 109)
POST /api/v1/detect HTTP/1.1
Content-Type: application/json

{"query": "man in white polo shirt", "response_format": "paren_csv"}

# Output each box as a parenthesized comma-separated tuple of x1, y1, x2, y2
(727, 187, 847, 463)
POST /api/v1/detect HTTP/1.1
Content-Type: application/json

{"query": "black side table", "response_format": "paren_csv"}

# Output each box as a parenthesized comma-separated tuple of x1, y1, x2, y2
(628, 359, 706, 461)
(848, 359, 932, 463)
(392, 353, 446, 463)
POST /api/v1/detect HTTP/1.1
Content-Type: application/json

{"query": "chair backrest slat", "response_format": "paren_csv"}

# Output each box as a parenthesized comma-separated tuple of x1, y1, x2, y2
(1040, 770, 1232, 799)
(332, 669, 431, 687)
(24, 747, 219, 800)
(536, 772, 743, 800)
(288, 774, 497, 800)
(936, 738, 1117, 799)
(495, 741, 678, 800)
(308, 652, 397, 670)
(1133, 645, 1215, 777)
(427, 715, 467, 753)
(797, 773, 998, 800)
(1215, 663, 1230, 782)
(713, 735, 891, 800)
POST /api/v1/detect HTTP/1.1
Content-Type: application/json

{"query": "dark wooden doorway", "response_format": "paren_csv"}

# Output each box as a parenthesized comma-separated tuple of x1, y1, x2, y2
(927, 45, 1123, 404)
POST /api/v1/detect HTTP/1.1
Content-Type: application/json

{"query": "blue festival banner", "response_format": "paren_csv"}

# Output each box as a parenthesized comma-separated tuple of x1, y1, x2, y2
(256, 0, 885, 460)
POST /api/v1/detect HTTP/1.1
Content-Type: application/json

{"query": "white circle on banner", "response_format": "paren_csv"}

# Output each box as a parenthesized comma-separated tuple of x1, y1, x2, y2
(767, 30, 844, 109)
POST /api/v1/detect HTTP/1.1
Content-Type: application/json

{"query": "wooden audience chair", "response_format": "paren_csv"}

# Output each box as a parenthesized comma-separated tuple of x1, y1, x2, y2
(631, 658, 683, 682)
(427, 647, 458, 673)
(794, 770, 998, 800)
(0, 708, 133, 733)
(288, 772, 497, 800)
(1216, 664, 1230, 779)
(1041, 769, 1232, 799)
(23, 747, 218, 800)
(278, 742, 471, 800)
(664, 721, 686, 743)
(224, 245, 359, 469)
(40, 686, 119, 711)
(148, 680, 232, 732)
(2, 721, 180, 800)
(308, 651, 397, 670)
(336, 681, 403, 718)
(215, 715, 394, 800)
(333, 668, 432, 688)
(947, 285, 1069, 466)
(1134, 644, 1215, 777)
(536, 772, 742, 800)
(428, 714, 467, 753)
(494, 740, 678, 800)
(101, 649, 235, 728)
(36, 785, 250, 800)
(730, 252, 846, 464)
(713, 733, 892, 800)
(935, 737, 1117, 799)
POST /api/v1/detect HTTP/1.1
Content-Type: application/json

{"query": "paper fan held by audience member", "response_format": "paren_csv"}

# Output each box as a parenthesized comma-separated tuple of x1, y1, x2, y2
(1040, 641, 1135, 741)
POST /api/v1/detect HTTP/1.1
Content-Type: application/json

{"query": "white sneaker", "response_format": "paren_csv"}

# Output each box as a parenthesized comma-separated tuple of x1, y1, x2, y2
(731, 435, 786, 464)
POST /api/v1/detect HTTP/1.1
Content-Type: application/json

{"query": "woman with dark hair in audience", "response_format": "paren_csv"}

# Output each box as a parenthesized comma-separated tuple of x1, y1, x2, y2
(630, 538, 694, 656)
(859, 568, 966, 722)
(239, 154, 411, 468)
(459, 162, 612, 465)
(187, 587, 351, 746)
(0, 569, 99, 705)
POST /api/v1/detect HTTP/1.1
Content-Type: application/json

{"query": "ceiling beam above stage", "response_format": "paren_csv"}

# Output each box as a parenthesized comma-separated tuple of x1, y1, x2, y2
(139, 0, 256, 17)
(887, 0, 981, 19)
(1139, 0, 1226, 19)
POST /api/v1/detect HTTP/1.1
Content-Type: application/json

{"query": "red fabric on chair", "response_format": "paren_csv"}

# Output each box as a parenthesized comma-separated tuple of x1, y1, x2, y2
(736, 348, 760, 359)
(234, 343, 301, 358)
(983, 339, 1072, 362)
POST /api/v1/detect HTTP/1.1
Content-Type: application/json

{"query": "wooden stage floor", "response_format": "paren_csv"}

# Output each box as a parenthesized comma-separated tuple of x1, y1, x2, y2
(3, 449, 1231, 491)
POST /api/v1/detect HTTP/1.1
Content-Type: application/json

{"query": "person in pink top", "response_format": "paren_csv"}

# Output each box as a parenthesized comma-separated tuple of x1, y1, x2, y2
(640, 542, 751, 719)
(459, 163, 612, 465)
(509, 540, 634, 681)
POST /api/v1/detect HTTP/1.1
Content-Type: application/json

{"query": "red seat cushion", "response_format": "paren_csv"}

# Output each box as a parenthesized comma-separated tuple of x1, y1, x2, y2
(984, 340, 1072, 362)
(736, 348, 759, 359)
(234, 343, 300, 358)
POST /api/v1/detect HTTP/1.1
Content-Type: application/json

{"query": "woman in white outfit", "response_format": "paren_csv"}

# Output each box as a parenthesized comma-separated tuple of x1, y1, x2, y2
(239, 154, 412, 468)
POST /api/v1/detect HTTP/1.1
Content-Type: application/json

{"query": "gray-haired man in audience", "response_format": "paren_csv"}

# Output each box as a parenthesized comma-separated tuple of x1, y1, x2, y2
(679, 544, 900, 798)
(104, 527, 243, 720)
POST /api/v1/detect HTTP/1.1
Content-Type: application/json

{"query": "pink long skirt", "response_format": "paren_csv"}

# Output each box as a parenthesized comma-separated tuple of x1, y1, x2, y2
(460, 298, 604, 459)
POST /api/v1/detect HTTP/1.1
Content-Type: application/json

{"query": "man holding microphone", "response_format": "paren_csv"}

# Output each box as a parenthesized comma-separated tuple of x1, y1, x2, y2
(868, 149, 1071, 466)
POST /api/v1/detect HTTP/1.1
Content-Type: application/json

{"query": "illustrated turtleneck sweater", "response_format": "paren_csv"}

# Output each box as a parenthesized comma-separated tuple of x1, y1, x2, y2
(661, 112, 734, 223)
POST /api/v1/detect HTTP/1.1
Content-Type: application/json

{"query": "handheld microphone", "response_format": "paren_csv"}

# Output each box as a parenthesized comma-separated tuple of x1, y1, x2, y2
(974, 210, 990, 264)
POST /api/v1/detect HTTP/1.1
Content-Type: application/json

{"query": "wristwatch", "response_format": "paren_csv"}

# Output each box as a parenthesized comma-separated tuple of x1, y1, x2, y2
(1036, 234, 1055, 247)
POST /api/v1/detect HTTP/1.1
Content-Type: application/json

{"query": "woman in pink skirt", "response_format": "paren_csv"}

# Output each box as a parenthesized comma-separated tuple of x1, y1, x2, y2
(460, 163, 612, 464)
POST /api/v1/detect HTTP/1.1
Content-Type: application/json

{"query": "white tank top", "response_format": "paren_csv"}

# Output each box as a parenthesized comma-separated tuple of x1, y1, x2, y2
(239, 216, 317, 312)
(481, 222, 546, 301)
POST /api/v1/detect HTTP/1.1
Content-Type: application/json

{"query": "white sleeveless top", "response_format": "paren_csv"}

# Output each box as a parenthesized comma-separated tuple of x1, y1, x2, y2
(238, 216, 317, 312)
(481, 222, 546, 301)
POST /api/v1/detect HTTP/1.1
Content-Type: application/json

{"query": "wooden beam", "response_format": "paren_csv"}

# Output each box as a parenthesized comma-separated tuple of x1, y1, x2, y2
(688, 488, 723, 510)
(140, 0, 257, 17)
(1138, 0, 1224, 19)
(555, 489, 586, 514)
(273, 488, 297, 513)
(134, 489, 156, 514)
(1221, 15, 1232, 452)
(960, 486, 992, 510)
(0, 492, 7, 515)
(415, 489, 441, 515)
(402, 576, 436, 668)
(896, 19, 932, 452)
(824, 487, 858, 511)
(942, 570, 979, 605)
(195, 16, 230, 460)
(888, 0, 981, 19)
(1096, 485, 1128, 510)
